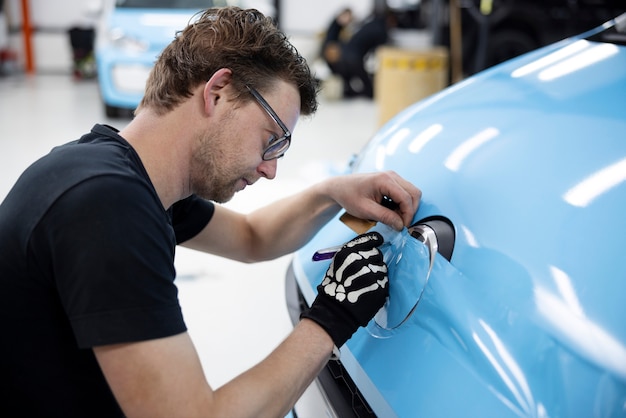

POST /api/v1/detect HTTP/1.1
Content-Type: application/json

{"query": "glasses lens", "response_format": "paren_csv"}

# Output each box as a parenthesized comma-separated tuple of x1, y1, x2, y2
(263, 137, 290, 160)
(246, 85, 292, 161)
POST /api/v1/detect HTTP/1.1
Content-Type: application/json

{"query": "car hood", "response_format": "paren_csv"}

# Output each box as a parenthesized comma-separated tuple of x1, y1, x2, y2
(293, 17, 626, 418)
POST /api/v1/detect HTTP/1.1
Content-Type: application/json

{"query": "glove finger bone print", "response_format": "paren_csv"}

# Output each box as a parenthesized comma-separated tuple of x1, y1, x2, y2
(301, 231, 390, 348)
(322, 234, 388, 303)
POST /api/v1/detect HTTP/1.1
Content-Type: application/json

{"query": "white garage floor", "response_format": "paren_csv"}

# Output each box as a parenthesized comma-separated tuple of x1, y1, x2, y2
(0, 73, 379, 405)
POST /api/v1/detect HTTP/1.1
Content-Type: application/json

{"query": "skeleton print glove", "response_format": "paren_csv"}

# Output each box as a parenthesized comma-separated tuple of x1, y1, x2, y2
(301, 231, 389, 348)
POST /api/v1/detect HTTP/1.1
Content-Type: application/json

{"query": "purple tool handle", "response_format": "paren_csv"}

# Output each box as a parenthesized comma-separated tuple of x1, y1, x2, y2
(312, 242, 390, 261)
(312, 245, 342, 261)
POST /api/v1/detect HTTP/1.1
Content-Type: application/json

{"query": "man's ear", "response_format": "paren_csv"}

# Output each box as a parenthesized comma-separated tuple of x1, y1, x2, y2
(203, 68, 233, 116)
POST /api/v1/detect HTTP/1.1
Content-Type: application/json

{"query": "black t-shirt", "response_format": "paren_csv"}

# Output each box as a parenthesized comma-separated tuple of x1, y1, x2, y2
(0, 124, 215, 417)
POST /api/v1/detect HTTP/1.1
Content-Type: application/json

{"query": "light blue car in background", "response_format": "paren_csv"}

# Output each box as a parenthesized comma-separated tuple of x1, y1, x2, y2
(95, 0, 229, 117)
(286, 13, 626, 418)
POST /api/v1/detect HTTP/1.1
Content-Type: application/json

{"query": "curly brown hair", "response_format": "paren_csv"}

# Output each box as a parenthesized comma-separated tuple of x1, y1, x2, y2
(137, 7, 319, 116)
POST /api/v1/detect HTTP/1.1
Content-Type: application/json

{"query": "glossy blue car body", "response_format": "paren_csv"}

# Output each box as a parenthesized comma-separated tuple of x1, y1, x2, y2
(287, 14, 626, 418)
(95, 1, 216, 116)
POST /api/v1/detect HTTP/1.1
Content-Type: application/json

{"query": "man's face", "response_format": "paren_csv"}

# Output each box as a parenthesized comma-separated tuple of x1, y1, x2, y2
(189, 81, 300, 203)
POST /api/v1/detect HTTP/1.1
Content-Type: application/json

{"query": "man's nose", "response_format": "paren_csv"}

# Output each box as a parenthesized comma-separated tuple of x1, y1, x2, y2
(258, 158, 277, 180)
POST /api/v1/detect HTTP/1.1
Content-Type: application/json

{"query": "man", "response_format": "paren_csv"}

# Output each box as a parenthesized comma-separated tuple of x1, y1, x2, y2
(0, 7, 420, 417)
(322, 8, 396, 98)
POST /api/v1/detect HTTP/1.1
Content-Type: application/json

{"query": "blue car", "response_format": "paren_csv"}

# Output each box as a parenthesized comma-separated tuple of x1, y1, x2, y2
(95, 0, 227, 117)
(286, 13, 626, 418)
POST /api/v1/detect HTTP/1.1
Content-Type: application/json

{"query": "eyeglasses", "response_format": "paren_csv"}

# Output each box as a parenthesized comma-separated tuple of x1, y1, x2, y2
(246, 85, 292, 161)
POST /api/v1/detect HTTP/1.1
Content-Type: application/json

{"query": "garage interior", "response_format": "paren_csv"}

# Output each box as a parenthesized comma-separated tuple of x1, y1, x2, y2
(1, 1, 624, 416)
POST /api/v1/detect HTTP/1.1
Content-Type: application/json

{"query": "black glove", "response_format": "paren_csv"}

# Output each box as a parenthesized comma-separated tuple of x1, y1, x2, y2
(301, 231, 389, 348)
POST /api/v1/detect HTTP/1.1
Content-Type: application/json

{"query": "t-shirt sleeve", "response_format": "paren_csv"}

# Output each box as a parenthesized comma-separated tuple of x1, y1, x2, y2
(170, 195, 215, 244)
(32, 176, 186, 349)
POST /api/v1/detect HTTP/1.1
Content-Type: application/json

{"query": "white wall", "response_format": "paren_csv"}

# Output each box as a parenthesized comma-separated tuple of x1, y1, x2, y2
(5, 0, 100, 28)
(1, 0, 377, 74)
(3, 0, 101, 73)
(281, 0, 374, 36)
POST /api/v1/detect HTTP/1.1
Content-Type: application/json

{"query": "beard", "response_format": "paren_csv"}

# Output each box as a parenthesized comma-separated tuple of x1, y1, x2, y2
(189, 118, 246, 203)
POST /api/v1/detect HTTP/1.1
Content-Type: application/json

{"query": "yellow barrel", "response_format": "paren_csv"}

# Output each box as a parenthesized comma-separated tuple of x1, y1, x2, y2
(375, 46, 449, 126)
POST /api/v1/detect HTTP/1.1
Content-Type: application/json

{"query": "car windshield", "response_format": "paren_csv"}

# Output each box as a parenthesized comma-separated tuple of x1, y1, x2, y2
(116, 0, 225, 8)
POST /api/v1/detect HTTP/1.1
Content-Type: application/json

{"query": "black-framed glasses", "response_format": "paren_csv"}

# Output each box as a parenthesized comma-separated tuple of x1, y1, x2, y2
(246, 85, 292, 161)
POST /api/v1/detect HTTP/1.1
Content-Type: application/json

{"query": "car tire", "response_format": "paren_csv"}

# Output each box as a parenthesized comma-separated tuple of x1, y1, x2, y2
(104, 103, 120, 118)
(104, 103, 135, 119)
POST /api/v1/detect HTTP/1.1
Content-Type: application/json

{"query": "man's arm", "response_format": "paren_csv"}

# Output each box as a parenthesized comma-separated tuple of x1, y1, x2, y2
(94, 319, 333, 418)
(97, 232, 388, 417)
(183, 171, 421, 262)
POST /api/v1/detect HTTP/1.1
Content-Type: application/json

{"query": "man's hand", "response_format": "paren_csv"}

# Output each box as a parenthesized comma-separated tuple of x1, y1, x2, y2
(327, 171, 421, 231)
(301, 232, 389, 348)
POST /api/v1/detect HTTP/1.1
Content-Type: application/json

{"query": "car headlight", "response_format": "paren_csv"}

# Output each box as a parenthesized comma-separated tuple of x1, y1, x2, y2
(107, 27, 149, 53)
